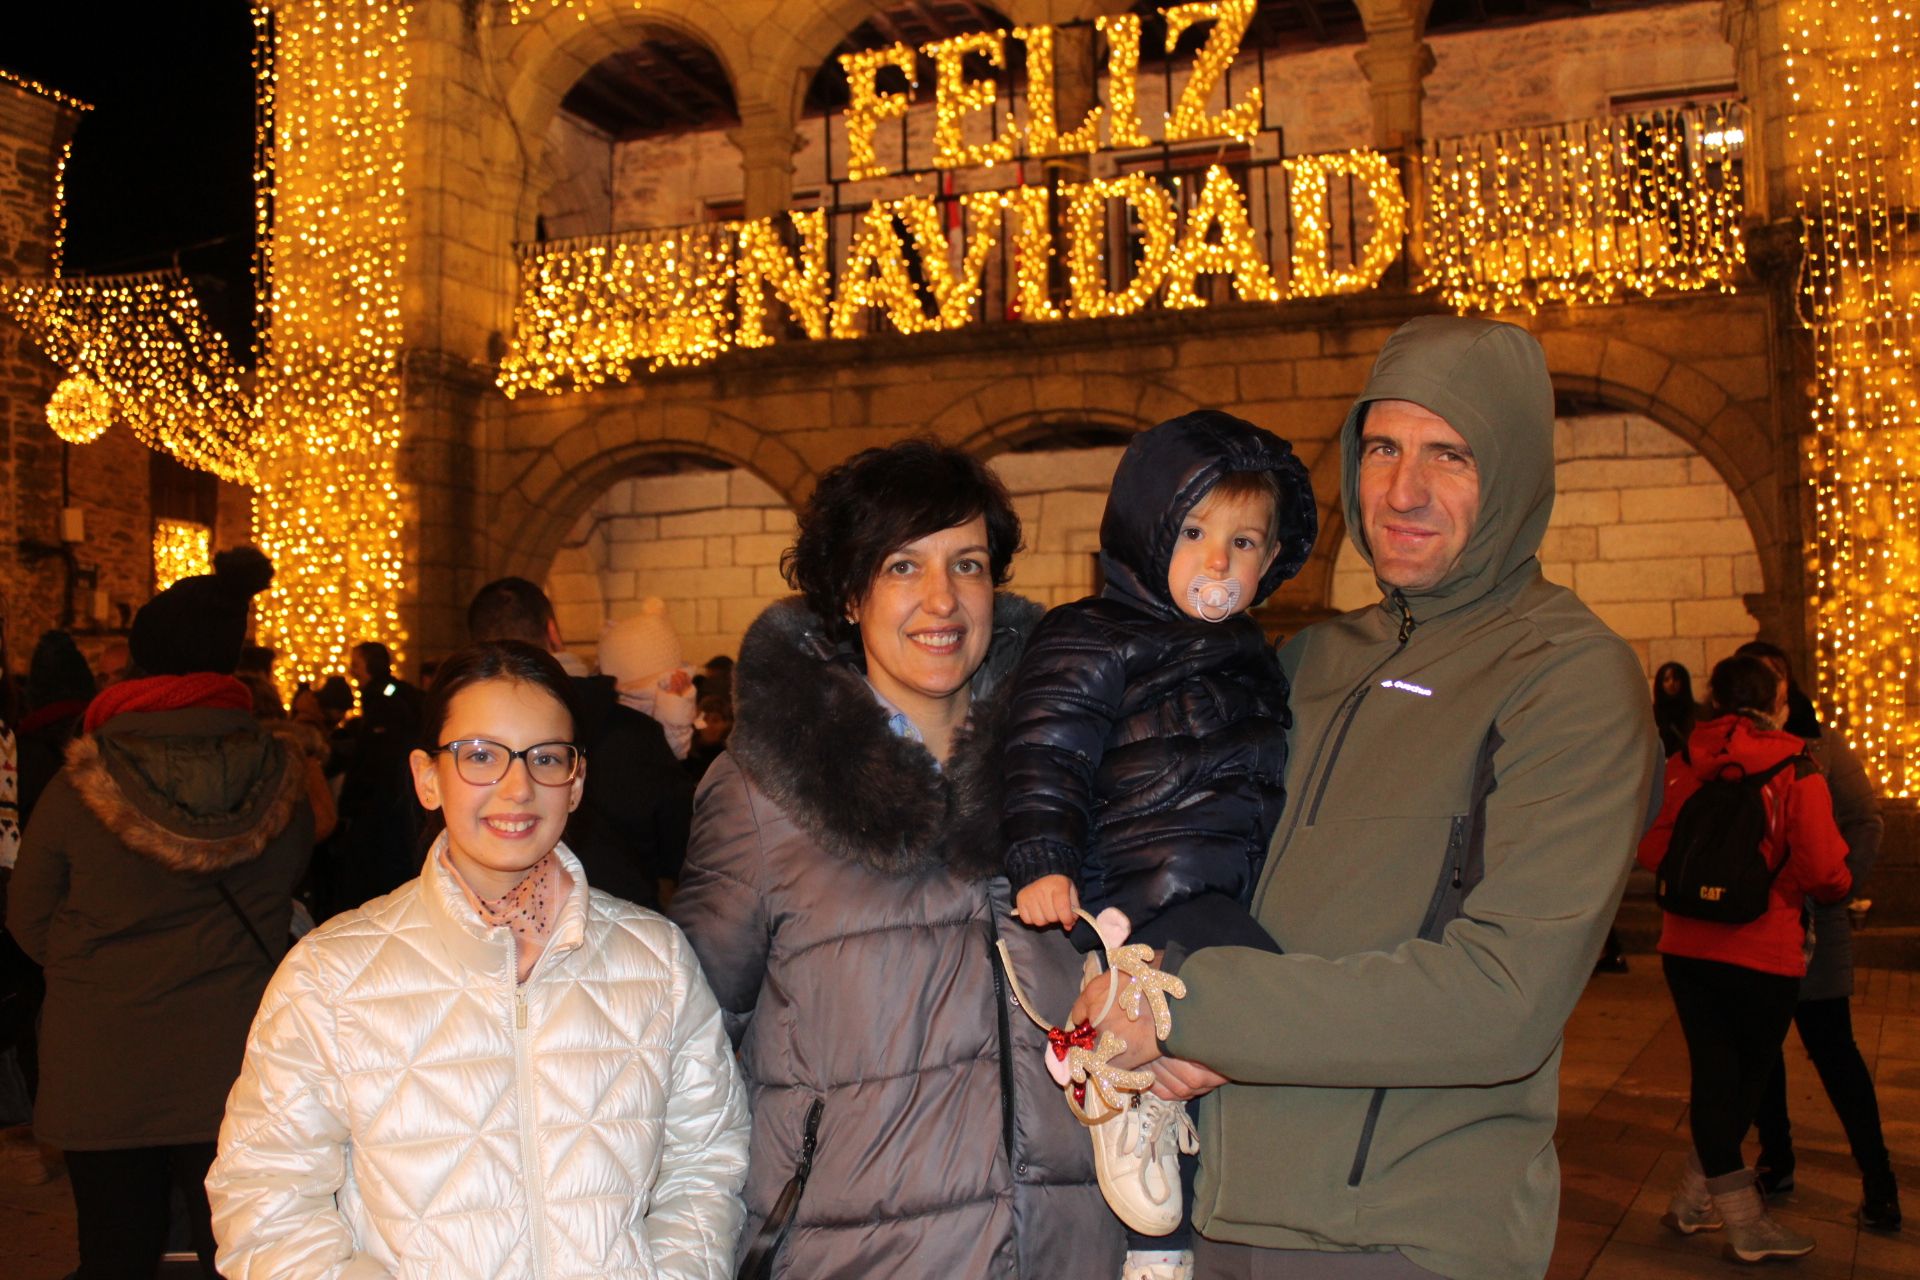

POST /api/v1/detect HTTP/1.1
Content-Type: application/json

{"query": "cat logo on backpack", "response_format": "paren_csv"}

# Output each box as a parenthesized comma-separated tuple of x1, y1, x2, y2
(1655, 752, 1812, 924)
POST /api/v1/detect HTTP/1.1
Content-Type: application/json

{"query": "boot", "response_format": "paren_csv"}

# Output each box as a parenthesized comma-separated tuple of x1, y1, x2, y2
(1756, 1152, 1795, 1198)
(1709, 1169, 1815, 1263)
(1661, 1152, 1722, 1235)
(1861, 1163, 1902, 1232)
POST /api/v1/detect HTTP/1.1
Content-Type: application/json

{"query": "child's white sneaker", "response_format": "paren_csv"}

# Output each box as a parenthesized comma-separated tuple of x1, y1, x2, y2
(1091, 1092, 1196, 1236)
(1121, 1248, 1194, 1280)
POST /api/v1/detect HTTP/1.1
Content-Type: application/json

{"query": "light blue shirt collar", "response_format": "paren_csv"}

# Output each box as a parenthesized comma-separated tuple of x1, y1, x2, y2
(865, 680, 925, 747)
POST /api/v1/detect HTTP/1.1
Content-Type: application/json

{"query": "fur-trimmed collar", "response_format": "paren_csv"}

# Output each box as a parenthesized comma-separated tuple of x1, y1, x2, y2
(728, 594, 1042, 880)
(66, 709, 303, 875)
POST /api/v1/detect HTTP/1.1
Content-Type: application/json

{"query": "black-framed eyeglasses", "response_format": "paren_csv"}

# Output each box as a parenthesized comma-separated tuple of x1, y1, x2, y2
(430, 739, 582, 787)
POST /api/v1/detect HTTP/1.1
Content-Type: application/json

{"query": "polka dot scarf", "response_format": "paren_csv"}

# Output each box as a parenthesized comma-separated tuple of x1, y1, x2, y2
(442, 849, 570, 984)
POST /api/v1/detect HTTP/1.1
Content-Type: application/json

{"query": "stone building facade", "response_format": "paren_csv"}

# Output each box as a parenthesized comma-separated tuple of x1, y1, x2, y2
(0, 1, 1832, 693)
(382, 0, 1812, 695)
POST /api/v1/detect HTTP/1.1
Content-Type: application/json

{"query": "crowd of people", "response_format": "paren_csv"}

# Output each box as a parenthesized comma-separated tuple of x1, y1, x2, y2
(0, 315, 1902, 1280)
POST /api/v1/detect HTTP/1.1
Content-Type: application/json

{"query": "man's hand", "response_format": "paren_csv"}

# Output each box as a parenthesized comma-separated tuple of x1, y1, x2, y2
(1014, 875, 1080, 929)
(1147, 1056, 1229, 1101)
(1072, 955, 1230, 1097)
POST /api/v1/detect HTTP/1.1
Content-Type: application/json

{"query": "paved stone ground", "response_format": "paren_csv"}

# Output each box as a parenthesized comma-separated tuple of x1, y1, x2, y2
(1, 965, 1913, 1279)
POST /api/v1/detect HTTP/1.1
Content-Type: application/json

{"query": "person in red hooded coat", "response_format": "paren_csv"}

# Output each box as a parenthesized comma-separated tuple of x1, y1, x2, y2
(1637, 653, 1851, 1263)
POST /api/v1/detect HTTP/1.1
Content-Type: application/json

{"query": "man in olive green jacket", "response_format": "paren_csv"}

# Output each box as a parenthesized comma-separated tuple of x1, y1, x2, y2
(1086, 317, 1661, 1279)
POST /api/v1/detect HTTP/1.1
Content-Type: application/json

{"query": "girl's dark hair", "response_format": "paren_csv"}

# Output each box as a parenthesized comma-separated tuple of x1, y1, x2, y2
(781, 438, 1022, 642)
(1708, 654, 1783, 717)
(1652, 661, 1695, 707)
(419, 640, 580, 750)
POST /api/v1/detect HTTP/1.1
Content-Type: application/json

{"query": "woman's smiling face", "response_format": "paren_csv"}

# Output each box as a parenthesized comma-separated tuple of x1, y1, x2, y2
(849, 516, 994, 730)
(410, 678, 583, 898)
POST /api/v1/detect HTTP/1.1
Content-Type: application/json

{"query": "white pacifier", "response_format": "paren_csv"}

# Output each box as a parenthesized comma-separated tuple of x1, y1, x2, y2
(1184, 574, 1243, 622)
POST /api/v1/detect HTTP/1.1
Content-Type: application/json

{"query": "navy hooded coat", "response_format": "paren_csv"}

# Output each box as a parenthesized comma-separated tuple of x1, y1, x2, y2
(1000, 410, 1316, 939)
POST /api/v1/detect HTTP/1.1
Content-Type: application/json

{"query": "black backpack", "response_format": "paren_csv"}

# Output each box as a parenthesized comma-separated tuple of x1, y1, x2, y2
(1656, 752, 1810, 923)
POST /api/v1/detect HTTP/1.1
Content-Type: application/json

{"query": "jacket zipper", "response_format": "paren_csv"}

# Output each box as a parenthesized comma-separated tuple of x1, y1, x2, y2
(1349, 811, 1470, 1187)
(982, 912, 1019, 1168)
(513, 987, 551, 1279)
(1259, 594, 1418, 919)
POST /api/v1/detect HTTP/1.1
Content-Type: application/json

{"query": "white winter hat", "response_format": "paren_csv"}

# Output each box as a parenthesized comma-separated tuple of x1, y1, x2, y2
(599, 598, 684, 684)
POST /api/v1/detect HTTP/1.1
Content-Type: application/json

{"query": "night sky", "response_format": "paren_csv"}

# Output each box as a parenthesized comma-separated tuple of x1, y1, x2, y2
(6, 3, 259, 350)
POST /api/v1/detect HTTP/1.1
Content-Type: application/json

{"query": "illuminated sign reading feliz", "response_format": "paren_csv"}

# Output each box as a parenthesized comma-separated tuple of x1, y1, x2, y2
(498, 1, 1410, 396)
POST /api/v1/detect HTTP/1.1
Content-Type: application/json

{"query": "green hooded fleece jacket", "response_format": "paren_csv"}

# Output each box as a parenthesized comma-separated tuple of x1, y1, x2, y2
(1162, 317, 1661, 1279)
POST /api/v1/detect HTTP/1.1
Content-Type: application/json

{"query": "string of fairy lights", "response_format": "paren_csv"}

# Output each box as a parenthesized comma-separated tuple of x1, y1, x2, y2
(1793, 1, 1920, 795)
(0, 270, 259, 480)
(247, 0, 412, 695)
(152, 518, 214, 592)
(1421, 101, 1747, 313)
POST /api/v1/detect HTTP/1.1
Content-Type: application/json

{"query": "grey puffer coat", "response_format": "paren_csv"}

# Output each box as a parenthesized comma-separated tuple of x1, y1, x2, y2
(670, 596, 1125, 1280)
(7, 706, 311, 1149)
(1802, 731, 1884, 1001)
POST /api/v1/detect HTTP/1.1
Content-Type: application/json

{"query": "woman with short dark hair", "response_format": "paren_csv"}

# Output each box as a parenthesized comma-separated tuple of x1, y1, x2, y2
(672, 439, 1124, 1278)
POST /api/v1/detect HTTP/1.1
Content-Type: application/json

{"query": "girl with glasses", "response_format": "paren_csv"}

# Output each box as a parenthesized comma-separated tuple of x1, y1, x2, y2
(208, 640, 750, 1279)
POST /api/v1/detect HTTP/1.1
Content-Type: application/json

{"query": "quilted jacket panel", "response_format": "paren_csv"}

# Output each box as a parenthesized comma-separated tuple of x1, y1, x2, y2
(209, 844, 749, 1280)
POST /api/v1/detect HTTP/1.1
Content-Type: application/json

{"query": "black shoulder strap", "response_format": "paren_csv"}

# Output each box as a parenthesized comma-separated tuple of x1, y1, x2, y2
(214, 879, 279, 963)
(737, 1098, 823, 1280)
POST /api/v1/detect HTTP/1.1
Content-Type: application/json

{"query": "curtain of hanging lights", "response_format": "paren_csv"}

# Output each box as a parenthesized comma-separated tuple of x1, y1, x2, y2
(248, 0, 411, 695)
(1795, 1, 1920, 794)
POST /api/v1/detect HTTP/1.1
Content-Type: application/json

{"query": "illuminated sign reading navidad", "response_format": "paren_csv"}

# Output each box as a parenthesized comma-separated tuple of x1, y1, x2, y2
(499, 1, 1409, 395)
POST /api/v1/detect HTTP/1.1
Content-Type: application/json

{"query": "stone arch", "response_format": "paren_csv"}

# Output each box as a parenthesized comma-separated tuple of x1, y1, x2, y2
(495, 404, 806, 583)
(1536, 331, 1779, 568)
(493, 1, 758, 240)
(947, 374, 1195, 457)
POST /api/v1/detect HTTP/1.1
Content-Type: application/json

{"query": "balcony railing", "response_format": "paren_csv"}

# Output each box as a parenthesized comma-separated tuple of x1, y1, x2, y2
(1421, 100, 1746, 312)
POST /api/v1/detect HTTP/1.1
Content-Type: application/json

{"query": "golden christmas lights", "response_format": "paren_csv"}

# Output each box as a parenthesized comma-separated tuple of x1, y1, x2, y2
(734, 211, 830, 349)
(1165, 164, 1282, 307)
(1793, 1, 1920, 794)
(1284, 151, 1408, 299)
(0, 271, 258, 482)
(1015, 25, 1100, 157)
(0, 66, 92, 114)
(153, 520, 213, 592)
(45, 372, 112, 444)
(928, 32, 1018, 171)
(248, 0, 411, 695)
(1421, 103, 1746, 313)
(1097, 15, 1151, 149)
(840, 43, 918, 182)
(1064, 174, 1178, 319)
(1163, 1, 1262, 147)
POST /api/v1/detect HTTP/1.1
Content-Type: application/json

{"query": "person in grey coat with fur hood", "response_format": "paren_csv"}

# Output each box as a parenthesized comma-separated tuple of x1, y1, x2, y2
(7, 548, 312, 1279)
(671, 440, 1126, 1279)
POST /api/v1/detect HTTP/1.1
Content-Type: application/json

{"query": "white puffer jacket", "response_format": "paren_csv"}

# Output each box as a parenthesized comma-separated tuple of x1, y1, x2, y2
(208, 843, 749, 1280)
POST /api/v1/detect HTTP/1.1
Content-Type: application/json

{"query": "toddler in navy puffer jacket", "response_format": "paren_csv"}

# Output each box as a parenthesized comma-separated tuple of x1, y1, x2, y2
(1001, 410, 1315, 1273)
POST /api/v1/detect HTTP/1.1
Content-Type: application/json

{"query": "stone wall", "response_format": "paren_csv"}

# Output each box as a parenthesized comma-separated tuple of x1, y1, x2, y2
(545, 467, 797, 666)
(1330, 411, 1763, 678)
(543, 443, 1133, 664)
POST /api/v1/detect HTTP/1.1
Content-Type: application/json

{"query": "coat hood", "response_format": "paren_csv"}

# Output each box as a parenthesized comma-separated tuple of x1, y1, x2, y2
(1680, 713, 1806, 780)
(1342, 317, 1555, 617)
(726, 593, 1042, 879)
(1099, 410, 1316, 620)
(66, 707, 303, 874)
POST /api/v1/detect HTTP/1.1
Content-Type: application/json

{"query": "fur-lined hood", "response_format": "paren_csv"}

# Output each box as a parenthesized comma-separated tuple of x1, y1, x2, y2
(727, 593, 1042, 880)
(66, 707, 303, 875)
